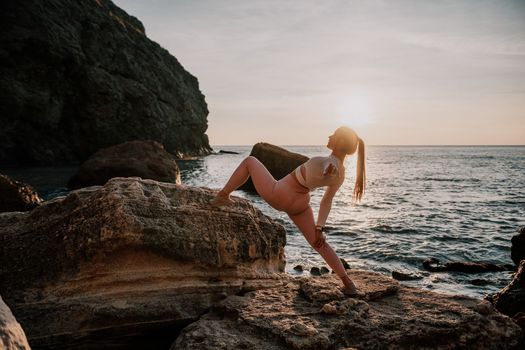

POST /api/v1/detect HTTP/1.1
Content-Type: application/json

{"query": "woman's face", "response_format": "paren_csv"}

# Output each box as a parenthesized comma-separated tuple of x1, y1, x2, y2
(327, 132, 337, 149)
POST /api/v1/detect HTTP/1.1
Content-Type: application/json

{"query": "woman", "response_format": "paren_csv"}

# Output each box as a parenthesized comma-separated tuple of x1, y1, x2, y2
(210, 126, 366, 296)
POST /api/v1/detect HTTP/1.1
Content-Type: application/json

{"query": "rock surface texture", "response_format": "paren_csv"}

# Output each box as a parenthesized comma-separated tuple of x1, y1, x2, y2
(239, 143, 309, 193)
(173, 270, 523, 350)
(67, 140, 182, 189)
(0, 174, 42, 213)
(0, 177, 287, 349)
(487, 260, 525, 332)
(0, 0, 212, 166)
(0, 296, 31, 350)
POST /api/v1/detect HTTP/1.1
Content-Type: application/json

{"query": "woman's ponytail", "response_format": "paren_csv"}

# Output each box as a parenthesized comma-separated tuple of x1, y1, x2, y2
(352, 137, 366, 203)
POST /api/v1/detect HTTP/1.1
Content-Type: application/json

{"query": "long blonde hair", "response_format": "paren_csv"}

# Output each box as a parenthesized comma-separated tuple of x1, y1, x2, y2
(334, 126, 366, 203)
(353, 137, 366, 203)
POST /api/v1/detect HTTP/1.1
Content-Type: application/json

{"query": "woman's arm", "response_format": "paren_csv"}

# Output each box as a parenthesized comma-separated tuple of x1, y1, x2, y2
(316, 183, 340, 227)
(317, 157, 343, 224)
(313, 182, 342, 248)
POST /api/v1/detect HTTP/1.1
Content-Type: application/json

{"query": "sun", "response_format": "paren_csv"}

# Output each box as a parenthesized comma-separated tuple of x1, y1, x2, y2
(336, 94, 374, 126)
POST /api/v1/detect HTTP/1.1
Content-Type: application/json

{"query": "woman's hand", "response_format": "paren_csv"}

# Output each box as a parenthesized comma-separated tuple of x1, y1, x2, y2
(323, 163, 337, 176)
(313, 226, 326, 248)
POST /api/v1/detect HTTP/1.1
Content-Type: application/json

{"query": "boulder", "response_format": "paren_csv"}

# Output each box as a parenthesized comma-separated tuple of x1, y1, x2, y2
(293, 265, 304, 272)
(310, 267, 322, 276)
(67, 140, 182, 189)
(0, 0, 212, 166)
(173, 270, 523, 349)
(320, 266, 330, 275)
(0, 296, 31, 350)
(511, 226, 525, 266)
(0, 177, 287, 349)
(486, 260, 525, 330)
(340, 258, 351, 269)
(0, 174, 42, 212)
(239, 143, 309, 192)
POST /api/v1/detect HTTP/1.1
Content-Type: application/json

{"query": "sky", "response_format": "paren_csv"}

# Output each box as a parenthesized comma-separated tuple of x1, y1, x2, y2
(113, 0, 525, 145)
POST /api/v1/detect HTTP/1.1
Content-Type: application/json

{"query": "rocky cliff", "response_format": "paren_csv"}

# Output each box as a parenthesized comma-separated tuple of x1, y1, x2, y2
(0, 0, 212, 166)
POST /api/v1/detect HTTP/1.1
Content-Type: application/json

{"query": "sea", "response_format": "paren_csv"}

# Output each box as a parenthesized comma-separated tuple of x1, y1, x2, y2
(3, 145, 524, 299)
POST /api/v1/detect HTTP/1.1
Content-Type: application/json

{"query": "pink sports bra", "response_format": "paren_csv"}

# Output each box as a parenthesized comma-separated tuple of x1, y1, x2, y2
(294, 154, 345, 190)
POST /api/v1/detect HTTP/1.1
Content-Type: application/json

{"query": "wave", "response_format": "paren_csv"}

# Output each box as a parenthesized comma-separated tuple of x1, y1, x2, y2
(370, 224, 419, 235)
(413, 177, 481, 182)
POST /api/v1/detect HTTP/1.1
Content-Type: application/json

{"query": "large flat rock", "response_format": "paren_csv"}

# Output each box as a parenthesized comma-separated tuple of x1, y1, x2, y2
(0, 177, 287, 349)
(173, 269, 524, 349)
(300, 269, 399, 303)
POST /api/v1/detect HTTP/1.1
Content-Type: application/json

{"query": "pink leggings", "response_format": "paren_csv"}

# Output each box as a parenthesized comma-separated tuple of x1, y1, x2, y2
(219, 156, 350, 280)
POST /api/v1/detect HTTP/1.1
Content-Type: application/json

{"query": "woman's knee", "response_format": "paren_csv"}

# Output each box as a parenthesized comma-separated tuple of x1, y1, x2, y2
(244, 156, 265, 175)
(240, 156, 255, 167)
(245, 156, 279, 200)
(246, 155, 259, 166)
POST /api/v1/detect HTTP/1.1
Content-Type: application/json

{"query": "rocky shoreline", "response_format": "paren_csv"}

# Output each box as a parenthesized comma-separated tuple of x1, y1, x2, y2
(1, 174, 524, 349)
(1, 0, 523, 348)
(174, 271, 520, 349)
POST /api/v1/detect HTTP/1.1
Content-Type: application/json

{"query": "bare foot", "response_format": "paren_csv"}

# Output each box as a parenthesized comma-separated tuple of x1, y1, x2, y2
(342, 285, 359, 296)
(341, 275, 360, 297)
(209, 191, 234, 207)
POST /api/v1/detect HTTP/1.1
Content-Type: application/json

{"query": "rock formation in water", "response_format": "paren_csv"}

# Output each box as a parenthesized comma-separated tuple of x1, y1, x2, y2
(487, 260, 525, 317)
(0, 174, 42, 212)
(0, 0, 212, 166)
(511, 226, 525, 266)
(0, 296, 31, 350)
(0, 177, 287, 348)
(239, 143, 309, 193)
(67, 140, 182, 189)
(173, 270, 523, 349)
(486, 226, 525, 333)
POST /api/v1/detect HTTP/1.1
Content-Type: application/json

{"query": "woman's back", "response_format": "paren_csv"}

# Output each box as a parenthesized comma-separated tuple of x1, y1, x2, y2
(294, 154, 345, 190)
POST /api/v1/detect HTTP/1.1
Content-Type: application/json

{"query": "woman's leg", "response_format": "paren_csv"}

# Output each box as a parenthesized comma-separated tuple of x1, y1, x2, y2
(287, 205, 357, 291)
(212, 156, 280, 207)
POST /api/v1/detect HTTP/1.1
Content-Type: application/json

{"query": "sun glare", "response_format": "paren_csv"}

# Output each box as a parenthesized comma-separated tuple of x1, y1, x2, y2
(336, 94, 374, 126)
